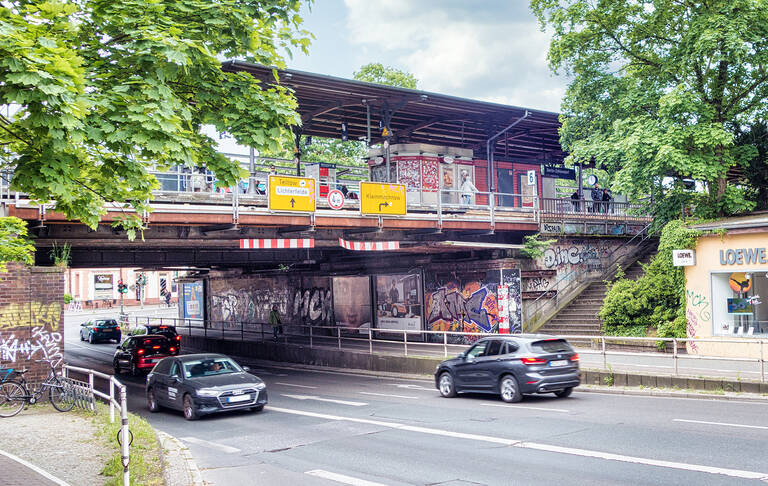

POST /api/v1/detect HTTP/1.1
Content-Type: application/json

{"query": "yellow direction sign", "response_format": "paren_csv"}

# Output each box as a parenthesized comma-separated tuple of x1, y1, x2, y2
(268, 175, 316, 212)
(360, 182, 406, 216)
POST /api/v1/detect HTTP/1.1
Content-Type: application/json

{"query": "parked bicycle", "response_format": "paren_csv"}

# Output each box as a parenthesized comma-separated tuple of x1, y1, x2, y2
(0, 359, 75, 417)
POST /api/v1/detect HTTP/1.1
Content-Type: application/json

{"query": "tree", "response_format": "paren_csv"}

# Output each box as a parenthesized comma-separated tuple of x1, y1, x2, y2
(531, 0, 768, 218)
(353, 63, 419, 89)
(0, 217, 35, 271)
(735, 122, 768, 211)
(0, 0, 311, 237)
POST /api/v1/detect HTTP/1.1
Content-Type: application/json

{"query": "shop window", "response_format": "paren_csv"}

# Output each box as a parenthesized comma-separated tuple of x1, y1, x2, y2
(711, 272, 768, 337)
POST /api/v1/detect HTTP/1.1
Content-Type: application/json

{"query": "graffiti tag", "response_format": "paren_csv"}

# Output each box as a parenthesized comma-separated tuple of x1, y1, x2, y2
(0, 326, 63, 367)
(685, 289, 711, 321)
(0, 302, 62, 332)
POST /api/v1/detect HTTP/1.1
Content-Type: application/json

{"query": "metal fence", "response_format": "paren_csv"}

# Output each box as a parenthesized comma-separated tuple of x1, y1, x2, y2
(130, 317, 766, 383)
(63, 365, 130, 486)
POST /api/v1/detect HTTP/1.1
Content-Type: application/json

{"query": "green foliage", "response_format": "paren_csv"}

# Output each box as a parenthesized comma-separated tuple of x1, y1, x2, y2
(0, 216, 34, 271)
(599, 220, 699, 337)
(521, 234, 556, 259)
(735, 122, 768, 210)
(0, 0, 311, 237)
(48, 241, 71, 267)
(63, 293, 73, 304)
(353, 63, 419, 89)
(531, 0, 768, 219)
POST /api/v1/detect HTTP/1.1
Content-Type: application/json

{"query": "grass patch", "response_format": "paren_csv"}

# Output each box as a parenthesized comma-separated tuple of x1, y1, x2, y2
(82, 403, 164, 486)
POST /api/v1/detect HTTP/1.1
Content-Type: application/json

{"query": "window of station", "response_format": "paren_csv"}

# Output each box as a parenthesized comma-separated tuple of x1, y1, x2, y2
(711, 272, 768, 337)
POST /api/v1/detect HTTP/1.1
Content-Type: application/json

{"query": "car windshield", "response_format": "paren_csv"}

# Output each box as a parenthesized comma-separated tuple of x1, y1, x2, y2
(530, 339, 573, 353)
(96, 319, 117, 326)
(148, 326, 176, 338)
(183, 358, 241, 378)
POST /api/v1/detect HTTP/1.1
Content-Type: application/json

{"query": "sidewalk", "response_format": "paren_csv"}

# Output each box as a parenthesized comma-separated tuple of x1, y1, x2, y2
(0, 407, 202, 486)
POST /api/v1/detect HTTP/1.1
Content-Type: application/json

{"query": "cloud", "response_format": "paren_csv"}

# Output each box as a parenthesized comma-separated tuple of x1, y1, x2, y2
(342, 0, 567, 112)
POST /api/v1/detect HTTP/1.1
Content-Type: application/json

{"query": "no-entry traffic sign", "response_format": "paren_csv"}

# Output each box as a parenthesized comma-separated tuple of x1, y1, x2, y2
(268, 175, 316, 212)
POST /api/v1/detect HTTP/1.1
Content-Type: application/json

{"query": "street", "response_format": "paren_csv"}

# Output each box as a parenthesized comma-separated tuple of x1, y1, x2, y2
(64, 309, 768, 485)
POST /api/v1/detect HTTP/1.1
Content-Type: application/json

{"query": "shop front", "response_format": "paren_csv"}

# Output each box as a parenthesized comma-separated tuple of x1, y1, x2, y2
(684, 219, 768, 358)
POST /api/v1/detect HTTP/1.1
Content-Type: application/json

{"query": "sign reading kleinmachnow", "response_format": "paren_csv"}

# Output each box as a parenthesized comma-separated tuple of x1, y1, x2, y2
(360, 182, 406, 215)
(268, 175, 316, 212)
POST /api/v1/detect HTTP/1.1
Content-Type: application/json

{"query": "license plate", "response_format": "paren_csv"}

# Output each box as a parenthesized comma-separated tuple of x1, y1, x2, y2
(549, 360, 568, 367)
(146, 359, 157, 364)
(228, 395, 251, 403)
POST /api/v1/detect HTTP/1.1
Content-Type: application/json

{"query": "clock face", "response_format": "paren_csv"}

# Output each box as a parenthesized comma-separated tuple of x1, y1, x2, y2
(587, 175, 598, 186)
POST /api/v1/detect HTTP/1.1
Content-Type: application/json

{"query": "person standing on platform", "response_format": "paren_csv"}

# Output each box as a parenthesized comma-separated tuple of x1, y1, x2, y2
(459, 170, 477, 206)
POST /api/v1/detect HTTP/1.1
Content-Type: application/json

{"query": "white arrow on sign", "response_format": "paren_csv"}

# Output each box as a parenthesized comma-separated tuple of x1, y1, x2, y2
(281, 394, 368, 407)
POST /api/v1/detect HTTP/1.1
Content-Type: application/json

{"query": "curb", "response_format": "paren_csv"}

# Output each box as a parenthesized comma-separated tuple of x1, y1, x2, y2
(156, 431, 205, 486)
(576, 384, 768, 402)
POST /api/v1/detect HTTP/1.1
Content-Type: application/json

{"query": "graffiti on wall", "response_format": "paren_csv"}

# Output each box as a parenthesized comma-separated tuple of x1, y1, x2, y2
(427, 281, 499, 341)
(526, 277, 550, 291)
(685, 309, 700, 352)
(685, 289, 711, 321)
(539, 239, 628, 272)
(0, 302, 62, 332)
(0, 327, 63, 367)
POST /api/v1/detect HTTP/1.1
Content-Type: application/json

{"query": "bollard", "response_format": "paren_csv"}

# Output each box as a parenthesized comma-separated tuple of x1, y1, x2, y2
(369, 328, 373, 354)
(120, 385, 130, 486)
(109, 379, 115, 423)
(404, 331, 408, 356)
(337, 327, 341, 350)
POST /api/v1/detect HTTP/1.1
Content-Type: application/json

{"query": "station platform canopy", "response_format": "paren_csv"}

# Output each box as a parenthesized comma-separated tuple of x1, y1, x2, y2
(222, 61, 566, 163)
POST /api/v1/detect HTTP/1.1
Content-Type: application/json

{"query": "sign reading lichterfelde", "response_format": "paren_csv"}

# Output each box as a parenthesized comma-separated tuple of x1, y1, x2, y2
(672, 249, 696, 266)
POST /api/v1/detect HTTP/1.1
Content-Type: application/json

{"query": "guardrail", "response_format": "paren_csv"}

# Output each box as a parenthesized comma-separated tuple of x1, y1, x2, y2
(63, 365, 130, 486)
(540, 197, 650, 218)
(130, 317, 766, 383)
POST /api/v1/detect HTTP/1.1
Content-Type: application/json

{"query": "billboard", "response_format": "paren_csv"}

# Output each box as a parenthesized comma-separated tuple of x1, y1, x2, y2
(375, 274, 422, 332)
(182, 281, 204, 319)
(93, 274, 114, 300)
(332, 276, 372, 330)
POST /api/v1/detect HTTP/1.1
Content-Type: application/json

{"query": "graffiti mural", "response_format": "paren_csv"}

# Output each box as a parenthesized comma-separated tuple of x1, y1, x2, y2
(539, 239, 628, 273)
(0, 326, 63, 367)
(427, 281, 499, 342)
(0, 302, 62, 332)
(526, 276, 551, 291)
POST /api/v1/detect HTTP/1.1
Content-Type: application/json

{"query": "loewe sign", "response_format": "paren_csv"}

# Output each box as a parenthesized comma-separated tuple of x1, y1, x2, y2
(719, 248, 768, 265)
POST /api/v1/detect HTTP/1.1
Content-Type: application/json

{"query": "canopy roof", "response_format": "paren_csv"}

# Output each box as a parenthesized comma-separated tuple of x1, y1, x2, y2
(222, 61, 566, 163)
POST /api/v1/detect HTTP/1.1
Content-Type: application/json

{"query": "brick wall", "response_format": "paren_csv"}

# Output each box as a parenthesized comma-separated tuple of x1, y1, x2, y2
(0, 263, 65, 382)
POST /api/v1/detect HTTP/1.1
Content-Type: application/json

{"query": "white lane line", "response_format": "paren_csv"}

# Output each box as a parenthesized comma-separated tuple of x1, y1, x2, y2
(281, 394, 368, 407)
(673, 419, 768, 430)
(274, 382, 317, 389)
(0, 448, 72, 486)
(482, 403, 569, 413)
(66, 341, 117, 357)
(305, 469, 388, 486)
(359, 392, 418, 399)
(389, 383, 434, 391)
(269, 407, 768, 481)
(179, 436, 241, 454)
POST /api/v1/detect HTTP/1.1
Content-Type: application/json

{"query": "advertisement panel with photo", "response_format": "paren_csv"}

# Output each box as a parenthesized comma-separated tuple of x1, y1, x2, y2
(182, 281, 204, 320)
(93, 274, 114, 300)
(332, 276, 372, 332)
(375, 274, 423, 333)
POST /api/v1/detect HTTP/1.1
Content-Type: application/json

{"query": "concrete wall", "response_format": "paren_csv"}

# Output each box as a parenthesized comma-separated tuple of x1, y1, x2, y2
(0, 263, 64, 381)
(684, 232, 768, 358)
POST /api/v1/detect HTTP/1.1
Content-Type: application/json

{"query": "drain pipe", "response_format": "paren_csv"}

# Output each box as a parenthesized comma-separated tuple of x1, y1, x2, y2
(486, 110, 530, 193)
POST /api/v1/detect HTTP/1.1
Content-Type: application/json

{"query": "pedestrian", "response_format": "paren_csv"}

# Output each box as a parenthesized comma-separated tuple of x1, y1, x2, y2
(602, 187, 612, 214)
(269, 304, 282, 340)
(590, 182, 602, 213)
(459, 170, 477, 206)
(165, 291, 171, 307)
(570, 189, 582, 212)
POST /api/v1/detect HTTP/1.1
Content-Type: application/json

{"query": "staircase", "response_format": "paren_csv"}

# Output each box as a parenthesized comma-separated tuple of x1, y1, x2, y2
(537, 246, 656, 342)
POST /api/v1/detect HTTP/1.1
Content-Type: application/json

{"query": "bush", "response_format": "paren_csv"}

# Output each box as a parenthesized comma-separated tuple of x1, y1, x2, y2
(63, 293, 74, 304)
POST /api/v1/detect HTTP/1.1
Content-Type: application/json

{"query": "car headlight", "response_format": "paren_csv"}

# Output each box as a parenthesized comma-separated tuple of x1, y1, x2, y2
(197, 388, 219, 397)
(254, 382, 266, 390)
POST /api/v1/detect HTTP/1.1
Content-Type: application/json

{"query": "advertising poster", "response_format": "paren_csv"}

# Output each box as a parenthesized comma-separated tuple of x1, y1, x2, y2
(182, 281, 204, 319)
(93, 274, 114, 300)
(497, 285, 509, 334)
(375, 274, 422, 332)
(727, 298, 754, 315)
(332, 276, 372, 331)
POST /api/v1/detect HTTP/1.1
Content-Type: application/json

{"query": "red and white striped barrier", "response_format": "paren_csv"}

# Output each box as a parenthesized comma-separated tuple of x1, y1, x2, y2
(240, 238, 314, 249)
(338, 237, 399, 251)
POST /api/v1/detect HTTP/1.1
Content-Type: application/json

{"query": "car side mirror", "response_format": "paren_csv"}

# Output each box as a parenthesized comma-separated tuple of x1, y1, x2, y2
(116, 345, 121, 350)
(458, 352, 466, 359)
(242, 366, 251, 372)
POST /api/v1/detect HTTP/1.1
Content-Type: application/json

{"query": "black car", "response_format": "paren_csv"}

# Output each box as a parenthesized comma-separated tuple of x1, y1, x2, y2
(131, 324, 182, 351)
(113, 335, 178, 376)
(80, 319, 122, 343)
(434, 335, 580, 403)
(145, 354, 268, 420)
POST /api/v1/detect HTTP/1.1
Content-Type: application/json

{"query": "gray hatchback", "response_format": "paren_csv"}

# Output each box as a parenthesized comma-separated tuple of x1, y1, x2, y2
(434, 335, 580, 403)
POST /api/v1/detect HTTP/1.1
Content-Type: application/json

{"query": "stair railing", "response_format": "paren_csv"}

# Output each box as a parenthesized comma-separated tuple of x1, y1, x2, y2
(523, 222, 656, 332)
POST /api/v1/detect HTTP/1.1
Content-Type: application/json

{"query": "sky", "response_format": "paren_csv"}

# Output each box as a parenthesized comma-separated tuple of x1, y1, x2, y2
(287, 0, 569, 113)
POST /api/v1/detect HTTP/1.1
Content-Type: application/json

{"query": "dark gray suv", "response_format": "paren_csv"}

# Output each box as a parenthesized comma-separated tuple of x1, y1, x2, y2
(434, 335, 580, 403)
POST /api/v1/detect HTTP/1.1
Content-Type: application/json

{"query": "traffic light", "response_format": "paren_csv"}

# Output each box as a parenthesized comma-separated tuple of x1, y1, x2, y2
(117, 280, 127, 294)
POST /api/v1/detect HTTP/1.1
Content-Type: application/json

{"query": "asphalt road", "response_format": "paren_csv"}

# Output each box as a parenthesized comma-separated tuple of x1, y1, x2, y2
(64, 310, 768, 486)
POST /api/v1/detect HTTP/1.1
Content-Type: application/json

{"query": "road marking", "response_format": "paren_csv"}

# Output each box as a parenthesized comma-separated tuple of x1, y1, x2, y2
(66, 341, 117, 357)
(673, 419, 768, 430)
(179, 436, 241, 454)
(274, 382, 317, 389)
(0, 448, 72, 486)
(359, 392, 418, 399)
(280, 394, 368, 407)
(389, 383, 434, 391)
(305, 469, 388, 486)
(269, 407, 768, 480)
(482, 403, 569, 413)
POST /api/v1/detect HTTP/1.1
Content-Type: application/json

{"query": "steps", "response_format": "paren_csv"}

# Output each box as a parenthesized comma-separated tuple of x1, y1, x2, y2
(537, 245, 656, 343)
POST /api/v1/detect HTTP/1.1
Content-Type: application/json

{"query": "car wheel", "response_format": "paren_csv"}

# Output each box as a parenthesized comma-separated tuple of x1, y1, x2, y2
(499, 375, 522, 403)
(113, 360, 121, 375)
(131, 360, 140, 377)
(147, 388, 159, 413)
(250, 405, 264, 413)
(183, 395, 198, 421)
(554, 387, 573, 399)
(89, 333, 95, 344)
(438, 372, 457, 398)
(80, 332, 85, 342)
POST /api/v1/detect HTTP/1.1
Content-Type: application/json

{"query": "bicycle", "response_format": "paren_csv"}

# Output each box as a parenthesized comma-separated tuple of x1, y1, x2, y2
(0, 359, 75, 417)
